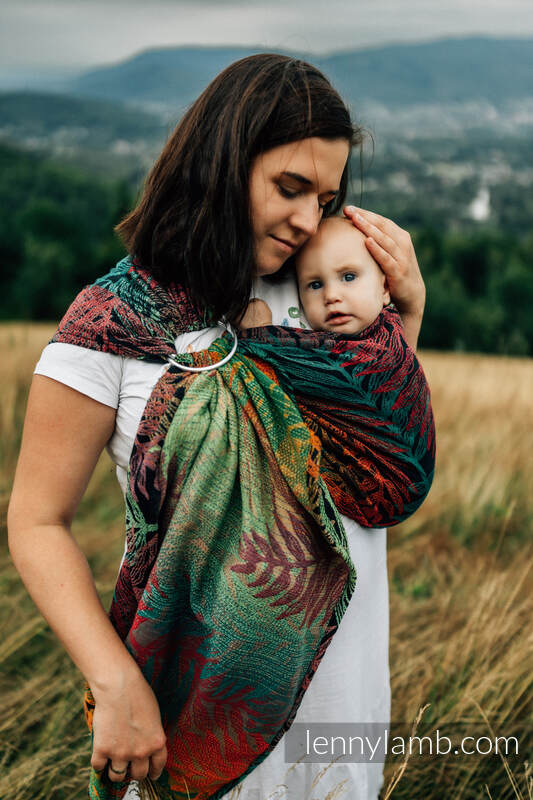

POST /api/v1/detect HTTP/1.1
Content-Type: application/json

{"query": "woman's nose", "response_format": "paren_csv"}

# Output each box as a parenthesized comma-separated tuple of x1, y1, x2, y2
(289, 198, 321, 237)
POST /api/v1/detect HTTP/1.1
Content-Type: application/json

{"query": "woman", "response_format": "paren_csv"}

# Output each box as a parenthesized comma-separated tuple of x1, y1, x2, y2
(8, 54, 426, 799)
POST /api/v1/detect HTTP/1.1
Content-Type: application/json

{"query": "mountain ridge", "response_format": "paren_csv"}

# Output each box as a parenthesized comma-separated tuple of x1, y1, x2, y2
(67, 36, 533, 111)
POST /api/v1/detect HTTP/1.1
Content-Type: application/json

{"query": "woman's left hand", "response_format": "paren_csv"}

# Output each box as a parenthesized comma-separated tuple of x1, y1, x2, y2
(343, 205, 426, 350)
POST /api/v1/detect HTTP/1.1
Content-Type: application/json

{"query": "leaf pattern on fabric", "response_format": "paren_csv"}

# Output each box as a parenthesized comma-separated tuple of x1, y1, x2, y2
(52, 256, 435, 800)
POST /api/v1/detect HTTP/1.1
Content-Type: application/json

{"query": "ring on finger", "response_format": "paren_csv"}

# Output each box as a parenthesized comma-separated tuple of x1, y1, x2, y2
(109, 762, 129, 776)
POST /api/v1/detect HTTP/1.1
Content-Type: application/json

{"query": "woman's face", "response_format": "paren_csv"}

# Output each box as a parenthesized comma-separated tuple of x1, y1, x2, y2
(248, 137, 351, 276)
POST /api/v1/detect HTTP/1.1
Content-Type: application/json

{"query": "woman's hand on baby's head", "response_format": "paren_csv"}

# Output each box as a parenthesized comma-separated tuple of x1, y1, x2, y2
(343, 205, 425, 349)
(343, 205, 425, 317)
(238, 299, 273, 329)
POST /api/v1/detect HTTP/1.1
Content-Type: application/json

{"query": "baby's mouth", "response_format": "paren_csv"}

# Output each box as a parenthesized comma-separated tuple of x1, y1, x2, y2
(325, 312, 352, 323)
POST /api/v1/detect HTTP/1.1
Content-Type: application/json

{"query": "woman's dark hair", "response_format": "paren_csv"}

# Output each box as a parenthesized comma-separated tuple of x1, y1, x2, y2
(116, 53, 365, 326)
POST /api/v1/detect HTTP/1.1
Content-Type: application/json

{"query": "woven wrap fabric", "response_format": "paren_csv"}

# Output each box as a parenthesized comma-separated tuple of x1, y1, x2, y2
(51, 256, 435, 800)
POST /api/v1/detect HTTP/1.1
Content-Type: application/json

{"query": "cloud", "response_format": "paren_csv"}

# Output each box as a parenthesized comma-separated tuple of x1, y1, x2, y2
(1, 0, 532, 70)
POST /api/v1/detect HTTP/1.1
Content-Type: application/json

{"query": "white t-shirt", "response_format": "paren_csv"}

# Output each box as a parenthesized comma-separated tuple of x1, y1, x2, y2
(34, 273, 390, 800)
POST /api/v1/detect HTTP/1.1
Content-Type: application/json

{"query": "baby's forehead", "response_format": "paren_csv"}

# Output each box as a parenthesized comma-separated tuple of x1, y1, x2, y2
(316, 217, 366, 244)
(322, 216, 363, 233)
(296, 217, 371, 268)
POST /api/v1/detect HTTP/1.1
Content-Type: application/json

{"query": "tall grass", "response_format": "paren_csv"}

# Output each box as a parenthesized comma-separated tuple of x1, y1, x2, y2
(383, 350, 533, 799)
(0, 324, 531, 799)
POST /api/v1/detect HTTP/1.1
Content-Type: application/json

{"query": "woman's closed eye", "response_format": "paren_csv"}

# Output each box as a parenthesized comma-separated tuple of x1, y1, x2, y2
(277, 184, 330, 210)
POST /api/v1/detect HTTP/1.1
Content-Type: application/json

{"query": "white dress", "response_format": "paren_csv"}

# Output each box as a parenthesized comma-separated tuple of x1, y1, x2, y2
(34, 275, 390, 800)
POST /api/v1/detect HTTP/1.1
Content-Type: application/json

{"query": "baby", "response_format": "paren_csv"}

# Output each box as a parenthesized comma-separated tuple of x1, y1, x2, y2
(240, 216, 390, 332)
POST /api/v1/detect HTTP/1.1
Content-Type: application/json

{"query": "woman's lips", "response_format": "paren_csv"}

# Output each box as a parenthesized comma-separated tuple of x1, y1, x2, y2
(270, 235, 297, 253)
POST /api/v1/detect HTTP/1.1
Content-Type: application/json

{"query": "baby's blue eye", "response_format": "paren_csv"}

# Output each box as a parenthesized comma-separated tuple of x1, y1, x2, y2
(343, 273, 356, 282)
(309, 280, 322, 290)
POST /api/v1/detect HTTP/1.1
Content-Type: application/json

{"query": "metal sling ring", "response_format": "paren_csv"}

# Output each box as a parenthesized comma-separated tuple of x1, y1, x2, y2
(167, 326, 239, 373)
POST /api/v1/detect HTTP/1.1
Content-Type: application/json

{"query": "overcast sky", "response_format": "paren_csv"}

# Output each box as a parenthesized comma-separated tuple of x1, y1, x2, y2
(2, 0, 533, 75)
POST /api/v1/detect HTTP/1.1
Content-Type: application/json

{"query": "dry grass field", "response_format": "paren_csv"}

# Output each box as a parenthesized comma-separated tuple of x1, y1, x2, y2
(0, 323, 531, 800)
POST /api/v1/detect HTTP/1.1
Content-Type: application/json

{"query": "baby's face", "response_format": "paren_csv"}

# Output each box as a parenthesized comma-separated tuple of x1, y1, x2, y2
(296, 218, 390, 334)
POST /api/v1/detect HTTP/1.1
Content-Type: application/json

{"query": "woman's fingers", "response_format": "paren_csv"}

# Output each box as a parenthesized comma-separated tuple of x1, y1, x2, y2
(90, 670, 168, 784)
(148, 744, 169, 781)
(344, 204, 402, 237)
(365, 236, 399, 275)
(359, 219, 402, 264)
(344, 205, 404, 262)
(342, 204, 426, 336)
(90, 747, 109, 773)
(129, 757, 151, 782)
(94, 746, 166, 784)
(107, 761, 130, 782)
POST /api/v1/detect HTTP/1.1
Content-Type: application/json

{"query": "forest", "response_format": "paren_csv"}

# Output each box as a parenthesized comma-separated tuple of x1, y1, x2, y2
(1, 137, 532, 355)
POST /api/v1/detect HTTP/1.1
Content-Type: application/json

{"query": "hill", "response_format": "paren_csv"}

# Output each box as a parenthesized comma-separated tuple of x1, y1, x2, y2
(67, 37, 533, 112)
(0, 91, 166, 147)
(2, 38, 532, 149)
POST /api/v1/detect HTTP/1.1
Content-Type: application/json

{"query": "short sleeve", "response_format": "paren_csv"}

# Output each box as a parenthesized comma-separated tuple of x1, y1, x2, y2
(34, 342, 122, 409)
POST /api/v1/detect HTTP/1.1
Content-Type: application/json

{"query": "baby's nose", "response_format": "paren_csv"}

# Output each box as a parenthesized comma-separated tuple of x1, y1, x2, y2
(324, 285, 341, 302)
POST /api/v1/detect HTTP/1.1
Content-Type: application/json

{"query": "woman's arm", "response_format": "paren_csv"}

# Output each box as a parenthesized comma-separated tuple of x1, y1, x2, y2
(344, 205, 426, 350)
(7, 375, 167, 782)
